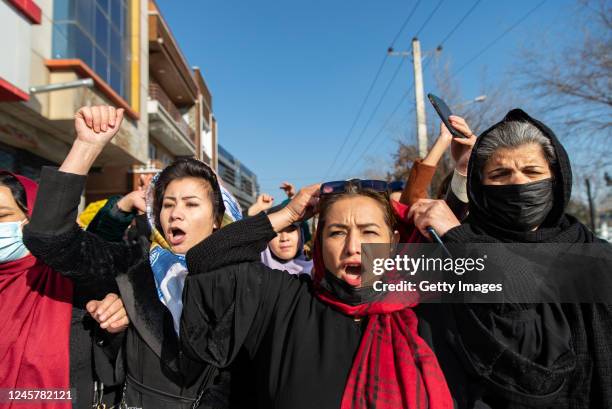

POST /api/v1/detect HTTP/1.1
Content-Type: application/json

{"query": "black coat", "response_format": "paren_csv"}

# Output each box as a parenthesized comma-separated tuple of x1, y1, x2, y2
(427, 109, 612, 409)
(69, 285, 124, 409)
(180, 213, 373, 409)
(23, 167, 228, 409)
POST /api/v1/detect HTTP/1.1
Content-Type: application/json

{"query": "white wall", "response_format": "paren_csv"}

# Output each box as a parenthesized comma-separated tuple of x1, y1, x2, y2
(202, 128, 213, 160)
(0, 1, 32, 93)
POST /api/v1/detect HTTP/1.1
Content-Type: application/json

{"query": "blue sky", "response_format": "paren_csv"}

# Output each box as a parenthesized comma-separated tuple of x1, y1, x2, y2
(156, 0, 580, 202)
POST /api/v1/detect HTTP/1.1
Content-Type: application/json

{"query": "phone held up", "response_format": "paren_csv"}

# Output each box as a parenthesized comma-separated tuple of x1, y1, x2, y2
(427, 93, 466, 139)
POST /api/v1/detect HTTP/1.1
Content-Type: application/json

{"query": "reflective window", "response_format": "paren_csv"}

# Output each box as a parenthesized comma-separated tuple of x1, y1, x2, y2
(52, 0, 130, 100)
(110, 0, 122, 31)
(94, 47, 108, 79)
(110, 64, 122, 97)
(97, 0, 109, 15)
(95, 6, 108, 54)
(53, 0, 75, 21)
(76, 0, 94, 36)
(110, 26, 122, 65)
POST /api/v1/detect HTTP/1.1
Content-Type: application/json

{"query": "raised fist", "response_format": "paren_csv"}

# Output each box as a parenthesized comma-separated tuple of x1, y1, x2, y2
(74, 105, 125, 148)
(280, 182, 296, 199)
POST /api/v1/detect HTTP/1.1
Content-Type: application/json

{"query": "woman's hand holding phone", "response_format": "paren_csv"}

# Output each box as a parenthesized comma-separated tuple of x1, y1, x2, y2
(448, 116, 476, 175)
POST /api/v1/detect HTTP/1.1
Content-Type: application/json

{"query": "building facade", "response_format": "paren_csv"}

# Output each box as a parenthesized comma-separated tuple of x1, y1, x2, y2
(0, 0, 258, 208)
(218, 144, 259, 211)
(0, 0, 149, 201)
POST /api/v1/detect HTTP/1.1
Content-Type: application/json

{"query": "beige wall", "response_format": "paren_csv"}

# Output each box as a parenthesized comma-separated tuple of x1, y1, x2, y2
(2, 0, 152, 168)
(27, 0, 53, 116)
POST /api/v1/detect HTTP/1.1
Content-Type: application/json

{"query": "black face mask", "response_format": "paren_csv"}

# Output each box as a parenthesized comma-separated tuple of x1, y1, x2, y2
(319, 270, 379, 306)
(481, 178, 554, 231)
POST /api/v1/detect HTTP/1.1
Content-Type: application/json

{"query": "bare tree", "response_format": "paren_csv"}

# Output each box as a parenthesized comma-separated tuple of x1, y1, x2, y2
(514, 0, 611, 229)
(518, 0, 612, 141)
(382, 60, 525, 195)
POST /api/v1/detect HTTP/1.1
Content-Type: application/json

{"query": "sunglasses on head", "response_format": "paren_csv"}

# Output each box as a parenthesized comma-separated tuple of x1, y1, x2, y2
(388, 180, 404, 192)
(320, 179, 389, 195)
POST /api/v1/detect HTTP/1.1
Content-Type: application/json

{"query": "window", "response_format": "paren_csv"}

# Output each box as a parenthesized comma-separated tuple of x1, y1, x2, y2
(218, 161, 236, 188)
(52, 0, 130, 100)
(95, 6, 108, 54)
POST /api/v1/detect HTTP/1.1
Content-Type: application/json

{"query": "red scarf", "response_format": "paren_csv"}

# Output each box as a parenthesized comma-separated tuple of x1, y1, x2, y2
(0, 172, 73, 408)
(313, 200, 453, 409)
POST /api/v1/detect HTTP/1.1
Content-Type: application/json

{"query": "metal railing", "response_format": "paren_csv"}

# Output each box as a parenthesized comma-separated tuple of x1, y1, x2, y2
(148, 81, 196, 145)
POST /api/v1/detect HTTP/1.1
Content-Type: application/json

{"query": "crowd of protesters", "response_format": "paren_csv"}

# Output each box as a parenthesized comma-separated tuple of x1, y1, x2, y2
(0, 103, 610, 409)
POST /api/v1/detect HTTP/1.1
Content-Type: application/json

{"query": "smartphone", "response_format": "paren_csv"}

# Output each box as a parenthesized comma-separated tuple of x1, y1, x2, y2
(427, 93, 465, 138)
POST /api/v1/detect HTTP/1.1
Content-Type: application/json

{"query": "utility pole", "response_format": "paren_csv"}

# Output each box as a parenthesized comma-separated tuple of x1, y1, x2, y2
(412, 37, 427, 158)
(389, 40, 440, 158)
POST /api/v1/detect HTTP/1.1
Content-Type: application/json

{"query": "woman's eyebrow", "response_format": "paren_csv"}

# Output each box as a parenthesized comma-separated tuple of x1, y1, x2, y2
(327, 223, 348, 229)
(357, 223, 380, 229)
(489, 167, 510, 173)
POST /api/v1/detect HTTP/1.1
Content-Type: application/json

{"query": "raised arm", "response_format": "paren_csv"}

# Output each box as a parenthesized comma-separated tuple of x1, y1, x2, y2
(181, 185, 320, 367)
(22, 106, 142, 285)
(60, 106, 124, 175)
(247, 193, 275, 216)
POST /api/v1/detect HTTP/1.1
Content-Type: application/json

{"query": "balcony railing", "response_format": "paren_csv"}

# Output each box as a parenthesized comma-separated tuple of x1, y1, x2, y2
(148, 82, 196, 145)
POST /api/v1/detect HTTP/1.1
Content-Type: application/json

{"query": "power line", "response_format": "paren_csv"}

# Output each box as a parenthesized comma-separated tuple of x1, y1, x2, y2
(438, 0, 482, 46)
(344, 57, 436, 176)
(344, 0, 546, 178)
(325, 0, 422, 178)
(453, 0, 547, 77)
(415, 0, 445, 37)
(323, 55, 388, 178)
(390, 0, 423, 47)
(347, 0, 482, 170)
(334, 58, 407, 177)
(335, 0, 446, 177)
(342, 90, 413, 177)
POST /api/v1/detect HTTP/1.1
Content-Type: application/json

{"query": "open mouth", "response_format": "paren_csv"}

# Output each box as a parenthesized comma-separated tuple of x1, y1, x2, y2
(169, 227, 187, 246)
(343, 263, 362, 287)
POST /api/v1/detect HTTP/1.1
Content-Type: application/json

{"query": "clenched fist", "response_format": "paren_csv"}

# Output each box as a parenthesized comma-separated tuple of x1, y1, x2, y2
(60, 105, 125, 175)
(75, 105, 124, 148)
(86, 293, 130, 334)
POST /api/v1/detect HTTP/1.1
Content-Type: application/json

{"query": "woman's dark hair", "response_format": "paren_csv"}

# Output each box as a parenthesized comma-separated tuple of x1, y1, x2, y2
(0, 173, 28, 217)
(315, 187, 398, 244)
(153, 158, 225, 231)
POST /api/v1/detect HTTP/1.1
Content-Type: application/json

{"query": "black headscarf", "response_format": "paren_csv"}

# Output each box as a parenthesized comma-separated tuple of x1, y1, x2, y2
(440, 109, 612, 409)
(461, 108, 599, 244)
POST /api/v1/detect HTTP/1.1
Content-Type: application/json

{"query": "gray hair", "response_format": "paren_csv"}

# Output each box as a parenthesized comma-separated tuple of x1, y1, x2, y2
(476, 120, 557, 168)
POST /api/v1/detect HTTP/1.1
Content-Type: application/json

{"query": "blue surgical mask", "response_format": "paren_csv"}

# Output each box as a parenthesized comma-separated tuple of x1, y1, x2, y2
(0, 220, 29, 263)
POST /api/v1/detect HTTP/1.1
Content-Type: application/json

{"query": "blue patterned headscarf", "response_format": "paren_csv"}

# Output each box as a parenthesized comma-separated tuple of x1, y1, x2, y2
(145, 161, 243, 334)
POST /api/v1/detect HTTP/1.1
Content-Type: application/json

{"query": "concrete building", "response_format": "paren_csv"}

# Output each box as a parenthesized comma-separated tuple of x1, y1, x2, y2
(0, 0, 213, 200)
(0, 0, 259, 208)
(193, 67, 217, 168)
(145, 0, 197, 164)
(0, 0, 150, 201)
(217, 144, 259, 211)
